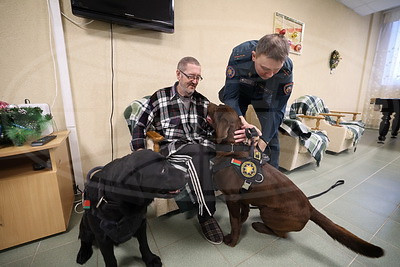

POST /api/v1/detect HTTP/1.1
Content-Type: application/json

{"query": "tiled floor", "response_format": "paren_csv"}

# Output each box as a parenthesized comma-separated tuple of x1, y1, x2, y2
(1, 129, 399, 266)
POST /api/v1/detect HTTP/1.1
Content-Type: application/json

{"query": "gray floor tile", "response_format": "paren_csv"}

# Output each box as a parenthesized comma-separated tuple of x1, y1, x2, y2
(392, 156, 400, 166)
(159, 234, 230, 267)
(339, 185, 399, 218)
(147, 211, 199, 249)
(367, 165, 400, 191)
(1, 257, 33, 267)
(202, 198, 281, 266)
(31, 240, 97, 267)
(96, 239, 149, 267)
(375, 218, 400, 249)
(348, 259, 371, 267)
(0, 242, 39, 266)
(390, 206, 400, 223)
(37, 212, 83, 253)
(237, 243, 298, 266)
(353, 180, 400, 206)
(216, 218, 279, 266)
(298, 158, 388, 199)
(268, 228, 356, 266)
(322, 197, 388, 235)
(366, 146, 400, 164)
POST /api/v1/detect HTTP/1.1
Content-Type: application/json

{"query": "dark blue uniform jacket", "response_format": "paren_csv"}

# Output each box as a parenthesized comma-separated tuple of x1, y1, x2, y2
(221, 40, 293, 143)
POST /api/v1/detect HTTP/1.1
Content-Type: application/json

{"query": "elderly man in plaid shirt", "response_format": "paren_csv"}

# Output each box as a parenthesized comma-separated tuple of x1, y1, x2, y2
(131, 56, 224, 244)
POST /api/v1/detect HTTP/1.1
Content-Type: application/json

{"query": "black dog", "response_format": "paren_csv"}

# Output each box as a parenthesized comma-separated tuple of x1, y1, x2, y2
(76, 149, 187, 267)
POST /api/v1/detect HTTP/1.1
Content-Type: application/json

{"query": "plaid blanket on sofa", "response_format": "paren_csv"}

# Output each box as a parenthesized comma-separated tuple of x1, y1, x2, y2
(289, 95, 365, 145)
(280, 119, 329, 166)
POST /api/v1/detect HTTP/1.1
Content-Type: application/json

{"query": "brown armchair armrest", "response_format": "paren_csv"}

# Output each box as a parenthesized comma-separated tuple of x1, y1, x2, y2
(329, 111, 361, 121)
(297, 115, 325, 130)
(146, 131, 164, 152)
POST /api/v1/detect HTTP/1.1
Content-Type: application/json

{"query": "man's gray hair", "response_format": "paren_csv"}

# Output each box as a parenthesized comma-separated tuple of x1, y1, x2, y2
(177, 56, 201, 71)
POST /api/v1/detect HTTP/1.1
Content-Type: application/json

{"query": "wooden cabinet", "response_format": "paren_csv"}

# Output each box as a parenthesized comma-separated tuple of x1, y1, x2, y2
(0, 131, 75, 250)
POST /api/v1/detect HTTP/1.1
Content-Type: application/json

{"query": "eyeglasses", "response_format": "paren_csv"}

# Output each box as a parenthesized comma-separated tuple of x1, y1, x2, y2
(178, 69, 203, 81)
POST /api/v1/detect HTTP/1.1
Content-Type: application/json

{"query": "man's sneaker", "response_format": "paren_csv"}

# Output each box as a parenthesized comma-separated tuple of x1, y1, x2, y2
(199, 217, 223, 245)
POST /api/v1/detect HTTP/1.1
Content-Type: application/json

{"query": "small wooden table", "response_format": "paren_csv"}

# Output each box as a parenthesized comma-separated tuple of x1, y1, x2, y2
(0, 131, 75, 250)
(370, 98, 400, 143)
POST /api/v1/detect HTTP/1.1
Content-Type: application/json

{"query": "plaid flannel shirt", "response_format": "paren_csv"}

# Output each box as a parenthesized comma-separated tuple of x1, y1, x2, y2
(131, 83, 215, 156)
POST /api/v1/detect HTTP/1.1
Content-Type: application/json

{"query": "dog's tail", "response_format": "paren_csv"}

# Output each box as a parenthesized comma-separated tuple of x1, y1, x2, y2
(310, 207, 384, 258)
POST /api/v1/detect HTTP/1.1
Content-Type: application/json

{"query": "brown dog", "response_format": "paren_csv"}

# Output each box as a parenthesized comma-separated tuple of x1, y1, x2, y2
(207, 103, 383, 258)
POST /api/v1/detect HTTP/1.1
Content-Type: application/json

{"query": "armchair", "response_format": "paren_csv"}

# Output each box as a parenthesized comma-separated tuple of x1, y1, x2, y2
(289, 95, 365, 153)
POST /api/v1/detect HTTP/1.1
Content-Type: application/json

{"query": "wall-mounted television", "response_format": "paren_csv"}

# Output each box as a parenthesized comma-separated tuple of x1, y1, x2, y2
(70, 0, 174, 33)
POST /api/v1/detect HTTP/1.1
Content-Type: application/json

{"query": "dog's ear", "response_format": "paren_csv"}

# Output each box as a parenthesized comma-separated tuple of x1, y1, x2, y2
(208, 102, 217, 110)
(215, 118, 230, 143)
(207, 103, 217, 120)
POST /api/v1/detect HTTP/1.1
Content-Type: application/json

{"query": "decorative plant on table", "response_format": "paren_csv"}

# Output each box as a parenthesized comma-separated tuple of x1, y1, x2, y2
(0, 104, 52, 146)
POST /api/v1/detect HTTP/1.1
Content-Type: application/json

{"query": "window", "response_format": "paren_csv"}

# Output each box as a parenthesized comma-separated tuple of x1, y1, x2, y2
(381, 18, 400, 85)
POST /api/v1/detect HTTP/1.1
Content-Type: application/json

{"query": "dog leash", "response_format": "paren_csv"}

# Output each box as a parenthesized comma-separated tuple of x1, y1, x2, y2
(243, 129, 345, 202)
(248, 180, 345, 209)
(307, 180, 345, 199)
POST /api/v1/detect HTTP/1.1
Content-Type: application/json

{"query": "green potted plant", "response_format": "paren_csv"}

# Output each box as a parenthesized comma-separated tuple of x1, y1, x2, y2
(0, 104, 52, 146)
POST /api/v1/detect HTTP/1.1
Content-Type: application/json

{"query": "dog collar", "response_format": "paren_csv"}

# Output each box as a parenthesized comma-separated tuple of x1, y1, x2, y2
(215, 143, 250, 152)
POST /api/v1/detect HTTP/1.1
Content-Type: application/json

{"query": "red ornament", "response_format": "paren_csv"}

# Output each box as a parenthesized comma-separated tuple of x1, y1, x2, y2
(0, 101, 9, 109)
(279, 29, 286, 35)
(294, 44, 302, 52)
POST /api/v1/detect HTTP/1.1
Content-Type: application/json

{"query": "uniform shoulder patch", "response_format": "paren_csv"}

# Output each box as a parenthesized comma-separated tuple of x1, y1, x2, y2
(226, 66, 236, 79)
(283, 82, 293, 95)
(233, 54, 246, 60)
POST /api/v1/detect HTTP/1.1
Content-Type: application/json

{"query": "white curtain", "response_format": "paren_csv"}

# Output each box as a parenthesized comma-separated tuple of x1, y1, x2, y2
(363, 8, 400, 129)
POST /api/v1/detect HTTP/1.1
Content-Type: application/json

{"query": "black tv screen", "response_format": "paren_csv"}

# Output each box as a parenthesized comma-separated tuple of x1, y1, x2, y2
(71, 0, 174, 33)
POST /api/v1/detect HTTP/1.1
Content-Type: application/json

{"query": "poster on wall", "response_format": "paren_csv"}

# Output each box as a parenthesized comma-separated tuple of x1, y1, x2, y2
(273, 12, 305, 55)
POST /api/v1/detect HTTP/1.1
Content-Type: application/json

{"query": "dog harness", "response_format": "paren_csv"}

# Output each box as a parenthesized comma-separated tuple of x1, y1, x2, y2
(213, 128, 269, 193)
(213, 148, 269, 193)
(82, 167, 149, 244)
(83, 186, 149, 244)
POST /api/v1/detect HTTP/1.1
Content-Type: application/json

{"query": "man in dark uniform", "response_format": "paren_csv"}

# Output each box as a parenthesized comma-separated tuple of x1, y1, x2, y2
(219, 34, 293, 168)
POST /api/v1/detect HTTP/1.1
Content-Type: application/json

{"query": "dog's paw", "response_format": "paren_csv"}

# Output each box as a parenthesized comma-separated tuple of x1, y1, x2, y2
(143, 255, 162, 267)
(223, 234, 238, 247)
(76, 244, 93, 264)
